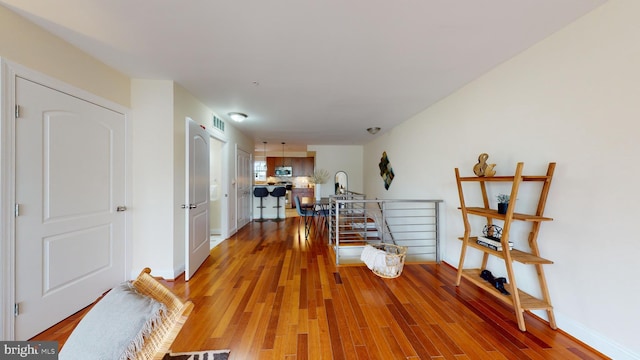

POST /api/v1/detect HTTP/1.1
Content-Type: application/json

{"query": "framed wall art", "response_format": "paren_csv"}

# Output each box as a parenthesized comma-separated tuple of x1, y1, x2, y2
(378, 151, 394, 190)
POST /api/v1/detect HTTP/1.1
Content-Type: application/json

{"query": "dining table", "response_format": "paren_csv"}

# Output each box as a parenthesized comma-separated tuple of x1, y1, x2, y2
(301, 197, 332, 233)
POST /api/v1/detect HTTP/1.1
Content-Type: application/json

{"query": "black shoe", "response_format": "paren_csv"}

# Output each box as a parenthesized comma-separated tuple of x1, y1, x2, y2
(492, 277, 510, 295)
(480, 270, 493, 282)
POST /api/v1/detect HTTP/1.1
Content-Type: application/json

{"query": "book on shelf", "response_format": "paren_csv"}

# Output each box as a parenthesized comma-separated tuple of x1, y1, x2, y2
(476, 236, 513, 251)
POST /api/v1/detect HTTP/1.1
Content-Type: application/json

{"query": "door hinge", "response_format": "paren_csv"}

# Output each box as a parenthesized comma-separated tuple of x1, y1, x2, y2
(15, 105, 21, 118)
(14, 203, 20, 217)
(14, 303, 20, 316)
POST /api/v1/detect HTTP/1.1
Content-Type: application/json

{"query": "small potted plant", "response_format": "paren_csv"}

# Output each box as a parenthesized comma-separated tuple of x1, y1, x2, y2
(496, 194, 510, 214)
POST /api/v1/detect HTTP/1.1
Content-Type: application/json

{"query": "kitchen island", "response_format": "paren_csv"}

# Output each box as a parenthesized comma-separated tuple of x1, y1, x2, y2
(253, 185, 287, 220)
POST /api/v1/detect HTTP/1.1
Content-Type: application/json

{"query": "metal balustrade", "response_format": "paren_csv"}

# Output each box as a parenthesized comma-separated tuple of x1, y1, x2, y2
(327, 194, 443, 265)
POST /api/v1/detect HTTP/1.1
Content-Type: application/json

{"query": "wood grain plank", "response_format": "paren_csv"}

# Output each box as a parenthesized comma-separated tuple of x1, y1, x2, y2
(30, 218, 609, 360)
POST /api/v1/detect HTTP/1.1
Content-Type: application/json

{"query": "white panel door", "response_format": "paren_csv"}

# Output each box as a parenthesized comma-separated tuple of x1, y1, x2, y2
(14, 77, 126, 339)
(236, 149, 251, 229)
(185, 119, 210, 281)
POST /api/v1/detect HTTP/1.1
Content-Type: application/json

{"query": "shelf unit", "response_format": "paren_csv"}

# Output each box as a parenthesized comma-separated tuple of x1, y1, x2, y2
(454, 162, 556, 331)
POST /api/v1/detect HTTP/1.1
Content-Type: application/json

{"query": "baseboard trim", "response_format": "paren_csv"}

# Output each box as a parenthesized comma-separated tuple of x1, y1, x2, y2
(442, 261, 638, 360)
(553, 312, 639, 360)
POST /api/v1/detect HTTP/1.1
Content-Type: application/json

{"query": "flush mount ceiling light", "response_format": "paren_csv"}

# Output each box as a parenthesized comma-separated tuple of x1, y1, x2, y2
(367, 127, 381, 134)
(228, 112, 248, 122)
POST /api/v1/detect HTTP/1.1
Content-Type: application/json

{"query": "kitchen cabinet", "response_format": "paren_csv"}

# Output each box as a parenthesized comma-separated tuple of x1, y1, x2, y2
(266, 157, 278, 177)
(291, 158, 303, 176)
(302, 157, 315, 176)
(292, 157, 315, 176)
(267, 156, 314, 177)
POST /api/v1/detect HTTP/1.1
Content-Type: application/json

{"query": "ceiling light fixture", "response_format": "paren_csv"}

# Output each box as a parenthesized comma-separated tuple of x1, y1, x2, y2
(367, 127, 381, 134)
(228, 112, 248, 122)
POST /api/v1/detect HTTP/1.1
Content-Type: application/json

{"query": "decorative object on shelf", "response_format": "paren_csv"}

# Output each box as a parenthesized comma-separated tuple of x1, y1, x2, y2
(310, 168, 329, 200)
(479, 269, 510, 295)
(477, 237, 512, 251)
(378, 151, 395, 190)
(482, 224, 502, 240)
(479, 224, 512, 250)
(497, 193, 510, 214)
(472, 153, 496, 177)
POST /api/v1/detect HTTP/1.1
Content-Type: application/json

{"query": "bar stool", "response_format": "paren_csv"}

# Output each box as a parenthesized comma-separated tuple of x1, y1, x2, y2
(270, 186, 286, 221)
(253, 187, 269, 222)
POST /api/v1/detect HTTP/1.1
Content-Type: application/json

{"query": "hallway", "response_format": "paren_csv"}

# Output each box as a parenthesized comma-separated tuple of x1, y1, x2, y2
(34, 218, 606, 359)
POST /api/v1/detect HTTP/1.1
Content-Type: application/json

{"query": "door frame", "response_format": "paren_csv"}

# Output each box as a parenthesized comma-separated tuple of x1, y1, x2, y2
(0, 59, 132, 340)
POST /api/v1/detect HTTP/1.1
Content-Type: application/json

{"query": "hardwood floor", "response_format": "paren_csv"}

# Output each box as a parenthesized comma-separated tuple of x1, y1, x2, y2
(32, 218, 608, 359)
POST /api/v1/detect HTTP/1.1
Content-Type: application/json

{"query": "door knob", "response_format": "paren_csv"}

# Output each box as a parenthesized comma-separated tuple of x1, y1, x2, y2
(116, 206, 127, 212)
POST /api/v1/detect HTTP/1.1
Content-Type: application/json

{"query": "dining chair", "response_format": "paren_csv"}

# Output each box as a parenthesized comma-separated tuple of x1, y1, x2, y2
(294, 195, 316, 239)
(315, 202, 331, 236)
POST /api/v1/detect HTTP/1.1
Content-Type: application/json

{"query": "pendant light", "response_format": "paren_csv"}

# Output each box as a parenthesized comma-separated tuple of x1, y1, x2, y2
(281, 142, 285, 167)
(263, 141, 267, 173)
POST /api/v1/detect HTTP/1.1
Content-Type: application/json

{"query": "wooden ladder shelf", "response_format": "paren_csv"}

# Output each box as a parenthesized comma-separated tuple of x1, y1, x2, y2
(454, 162, 556, 331)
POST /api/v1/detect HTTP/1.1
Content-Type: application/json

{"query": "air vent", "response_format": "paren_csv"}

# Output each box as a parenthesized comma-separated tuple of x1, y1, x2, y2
(213, 115, 225, 132)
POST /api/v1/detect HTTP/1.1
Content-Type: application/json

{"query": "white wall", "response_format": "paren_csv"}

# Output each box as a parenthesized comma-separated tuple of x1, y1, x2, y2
(131, 80, 176, 278)
(364, 1, 639, 359)
(308, 145, 364, 197)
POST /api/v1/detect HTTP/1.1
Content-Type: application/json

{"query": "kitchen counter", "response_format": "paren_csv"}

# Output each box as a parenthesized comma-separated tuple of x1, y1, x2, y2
(253, 185, 287, 219)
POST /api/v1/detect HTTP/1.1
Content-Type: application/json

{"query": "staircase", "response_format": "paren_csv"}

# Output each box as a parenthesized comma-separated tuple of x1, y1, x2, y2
(328, 194, 443, 265)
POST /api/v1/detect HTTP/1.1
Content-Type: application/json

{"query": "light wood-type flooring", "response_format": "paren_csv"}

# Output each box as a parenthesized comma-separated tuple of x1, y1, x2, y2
(33, 217, 608, 359)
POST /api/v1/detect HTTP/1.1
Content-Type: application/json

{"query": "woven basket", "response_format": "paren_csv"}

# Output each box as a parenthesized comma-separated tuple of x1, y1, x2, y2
(131, 268, 194, 360)
(371, 243, 407, 279)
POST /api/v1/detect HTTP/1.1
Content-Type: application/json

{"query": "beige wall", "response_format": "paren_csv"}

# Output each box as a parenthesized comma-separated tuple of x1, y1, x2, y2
(363, 1, 638, 358)
(0, 5, 130, 107)
(309, 145, 364, 197)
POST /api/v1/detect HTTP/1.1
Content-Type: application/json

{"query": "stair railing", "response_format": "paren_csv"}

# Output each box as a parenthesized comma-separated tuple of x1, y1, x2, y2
(329, 196, 442, 265)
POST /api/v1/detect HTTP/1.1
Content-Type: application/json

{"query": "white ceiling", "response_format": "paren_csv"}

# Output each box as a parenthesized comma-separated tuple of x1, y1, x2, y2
(1, 0, 606, 153)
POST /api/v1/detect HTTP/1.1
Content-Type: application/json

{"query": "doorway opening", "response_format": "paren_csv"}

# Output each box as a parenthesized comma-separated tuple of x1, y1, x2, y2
(209, 136, 225, 249)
